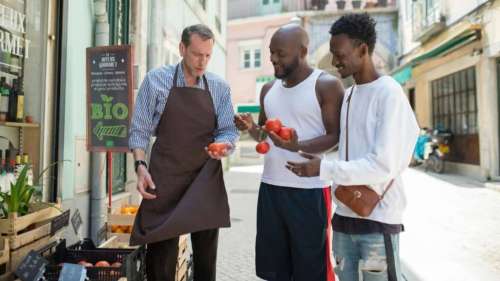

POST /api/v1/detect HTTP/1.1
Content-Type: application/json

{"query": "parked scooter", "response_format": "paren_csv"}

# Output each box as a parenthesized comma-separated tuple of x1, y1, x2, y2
(412, 128, 452, 173)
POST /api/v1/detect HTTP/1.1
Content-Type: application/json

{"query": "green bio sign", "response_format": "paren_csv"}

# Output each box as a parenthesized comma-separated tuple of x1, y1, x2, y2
(86, 45, 133, 152)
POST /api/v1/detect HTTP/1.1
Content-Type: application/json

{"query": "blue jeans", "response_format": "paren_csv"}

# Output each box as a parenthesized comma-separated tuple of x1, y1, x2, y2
(332, 232, 401, 281)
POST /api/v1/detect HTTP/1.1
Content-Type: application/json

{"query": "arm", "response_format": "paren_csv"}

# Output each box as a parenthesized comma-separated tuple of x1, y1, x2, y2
(214, 85, 240, 147)
(298, 73, 344, 153)
(286, 89, 419, 183)
(129, 73, 158, 199)
(320, 91, 420, 186)
(234, 81, 274, 142)
(268, 73, 344, 153)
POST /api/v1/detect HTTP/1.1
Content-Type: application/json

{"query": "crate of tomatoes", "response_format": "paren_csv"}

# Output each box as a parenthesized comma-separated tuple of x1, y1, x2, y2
(44, 239, 145, 281)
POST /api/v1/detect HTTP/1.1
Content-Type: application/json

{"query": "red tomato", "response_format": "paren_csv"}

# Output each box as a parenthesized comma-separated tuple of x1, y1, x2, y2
(95, 261, 110, 267)
(208, 143, 227, 156)
(278, 127, 293, 141)
(78, 261, 93, 267)
(265, 119, 282, 134)
(256, 141, 270, 154)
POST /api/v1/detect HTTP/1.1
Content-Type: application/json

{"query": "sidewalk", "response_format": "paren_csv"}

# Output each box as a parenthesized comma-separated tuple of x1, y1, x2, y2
(400, 168, 500, 281)
(217, 164, 500, 281)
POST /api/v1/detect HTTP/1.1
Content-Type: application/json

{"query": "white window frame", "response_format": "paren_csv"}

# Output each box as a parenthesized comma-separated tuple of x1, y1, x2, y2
(239, 40, 263, 70)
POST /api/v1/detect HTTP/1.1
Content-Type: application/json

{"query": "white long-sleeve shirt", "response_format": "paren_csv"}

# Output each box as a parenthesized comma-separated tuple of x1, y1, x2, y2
(320, 76, 419, 225)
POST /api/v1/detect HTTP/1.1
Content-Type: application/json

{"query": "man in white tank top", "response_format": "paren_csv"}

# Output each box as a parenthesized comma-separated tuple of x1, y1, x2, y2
(235, 24, 344, 281)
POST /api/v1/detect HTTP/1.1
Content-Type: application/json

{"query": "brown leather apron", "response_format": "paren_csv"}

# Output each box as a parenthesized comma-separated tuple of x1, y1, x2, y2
(130, 65, 231, 246)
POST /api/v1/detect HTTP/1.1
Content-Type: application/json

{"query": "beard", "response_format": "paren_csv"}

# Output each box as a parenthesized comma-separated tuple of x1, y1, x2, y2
(274, 56, 300, 79)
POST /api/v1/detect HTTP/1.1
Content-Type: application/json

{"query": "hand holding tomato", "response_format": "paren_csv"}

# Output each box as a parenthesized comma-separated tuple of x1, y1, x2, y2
(268, 127, 299, 152)
(206, 142, 233, 159)
(278, 127, 293, 141)
(264, 118, 282, 134)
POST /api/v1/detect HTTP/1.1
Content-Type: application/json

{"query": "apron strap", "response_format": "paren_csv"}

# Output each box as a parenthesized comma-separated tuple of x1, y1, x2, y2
(173, 64, 180, 87)
(202, 74, 209, 91)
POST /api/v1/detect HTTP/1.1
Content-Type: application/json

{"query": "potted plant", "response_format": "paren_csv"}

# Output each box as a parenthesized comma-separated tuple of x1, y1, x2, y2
(352, 0, 362, 9)
(336, 0, 346, 10)
(0, 164, 63, 235)
(0, 166, 34, 218)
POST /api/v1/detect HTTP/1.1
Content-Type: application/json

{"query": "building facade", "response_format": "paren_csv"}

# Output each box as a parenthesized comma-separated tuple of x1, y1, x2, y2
(393, 0, 500, 180)
(227, 0, 398, 109)
(0, 0, 227, 255)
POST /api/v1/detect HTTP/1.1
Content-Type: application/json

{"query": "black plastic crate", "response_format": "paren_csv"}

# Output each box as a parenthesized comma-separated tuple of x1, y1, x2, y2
(44, 239, 145, 281)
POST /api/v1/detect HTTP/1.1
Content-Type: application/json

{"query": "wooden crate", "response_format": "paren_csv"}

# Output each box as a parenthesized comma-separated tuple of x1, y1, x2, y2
(8, 235, 57, 272)
(0, 203, 61, 236)
(8, 222, 52, 250)
(0, 238, 9, 281)
(0, 239, 8, 267)
(106, 205, 137, 244)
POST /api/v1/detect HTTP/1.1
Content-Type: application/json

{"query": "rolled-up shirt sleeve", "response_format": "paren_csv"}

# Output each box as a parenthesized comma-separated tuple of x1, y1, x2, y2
(320, 91, 419, 187)
(129, 73, 158, 152)
(214, 85, 240, 147)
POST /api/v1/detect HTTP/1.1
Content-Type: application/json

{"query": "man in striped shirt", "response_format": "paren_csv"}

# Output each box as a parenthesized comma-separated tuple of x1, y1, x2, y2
(129, 24, 239, 281)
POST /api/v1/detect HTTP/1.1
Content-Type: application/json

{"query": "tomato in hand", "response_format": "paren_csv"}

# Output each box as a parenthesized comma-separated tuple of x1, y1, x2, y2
(208, 143, 227, 156)
(265, 118, 282, 134)
(278, 127, 293, 141)
(256, 141, 270, 154)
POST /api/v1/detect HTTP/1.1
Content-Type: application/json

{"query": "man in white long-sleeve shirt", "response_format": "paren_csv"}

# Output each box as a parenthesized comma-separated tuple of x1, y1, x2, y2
(287, 14, 419, 281)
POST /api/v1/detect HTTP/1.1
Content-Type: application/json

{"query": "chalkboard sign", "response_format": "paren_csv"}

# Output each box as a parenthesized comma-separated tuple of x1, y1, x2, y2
(86, 45, 133, 152)
(58, 263, 87, 281)
(15, 250, 48, 281)
(71, 209, 82, 235)
(51, 209, 70, 235)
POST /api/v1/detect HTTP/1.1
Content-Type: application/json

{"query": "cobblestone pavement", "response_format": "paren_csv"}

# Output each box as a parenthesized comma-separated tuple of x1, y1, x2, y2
(217, 166, 263, 281)
(216, 165, 500, 281)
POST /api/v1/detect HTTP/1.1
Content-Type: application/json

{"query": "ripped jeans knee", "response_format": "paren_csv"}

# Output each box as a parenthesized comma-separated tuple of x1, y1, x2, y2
(359, 256, 388, 281)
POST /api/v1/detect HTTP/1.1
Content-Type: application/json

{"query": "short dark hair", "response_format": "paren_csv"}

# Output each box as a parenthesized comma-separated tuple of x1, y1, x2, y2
(329, 13, 377, 54)
(181, 24, 214, 47)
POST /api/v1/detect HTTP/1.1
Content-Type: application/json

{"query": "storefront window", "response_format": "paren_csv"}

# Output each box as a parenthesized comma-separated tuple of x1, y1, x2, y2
(0, 0, 49, 192)
(0, 0, 48, 123)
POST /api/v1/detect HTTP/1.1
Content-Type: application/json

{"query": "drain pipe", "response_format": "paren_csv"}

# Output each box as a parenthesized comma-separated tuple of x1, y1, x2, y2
(89, 0, 109, 243)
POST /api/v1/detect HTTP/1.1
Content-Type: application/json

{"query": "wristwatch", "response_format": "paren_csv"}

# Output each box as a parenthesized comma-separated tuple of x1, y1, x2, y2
(134, 160, 148, 173)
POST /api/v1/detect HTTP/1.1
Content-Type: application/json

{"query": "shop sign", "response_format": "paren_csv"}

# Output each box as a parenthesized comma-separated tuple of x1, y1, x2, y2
(86, 45, 133, 152)
(0, 3, 31, 61)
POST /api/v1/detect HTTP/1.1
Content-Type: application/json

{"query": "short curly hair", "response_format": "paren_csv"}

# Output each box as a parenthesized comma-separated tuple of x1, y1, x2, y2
(329, 13, 377, 54)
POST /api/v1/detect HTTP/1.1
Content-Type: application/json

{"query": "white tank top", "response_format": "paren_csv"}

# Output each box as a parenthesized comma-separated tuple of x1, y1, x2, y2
(261, 69, 327, 189)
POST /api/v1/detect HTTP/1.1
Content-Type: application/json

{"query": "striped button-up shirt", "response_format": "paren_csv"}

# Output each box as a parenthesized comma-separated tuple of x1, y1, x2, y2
(129, 63, 239, 151)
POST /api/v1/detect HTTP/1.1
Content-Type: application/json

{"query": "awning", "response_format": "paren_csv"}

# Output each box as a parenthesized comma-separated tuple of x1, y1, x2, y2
(393, 65, 413, 84)
(391, 25, 481, 85)
(237, 104, 260, 113)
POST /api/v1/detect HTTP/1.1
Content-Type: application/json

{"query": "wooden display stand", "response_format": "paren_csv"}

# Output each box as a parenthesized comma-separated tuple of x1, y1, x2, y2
(107, 205, 138, 244)
(105, 205, 190, 280)
(0, 203, 62, 280)
(0, 238, 10, 281)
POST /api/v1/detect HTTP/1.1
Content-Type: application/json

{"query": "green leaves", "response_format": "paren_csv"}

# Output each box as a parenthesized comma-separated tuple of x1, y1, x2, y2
(0, 166, 34, 218)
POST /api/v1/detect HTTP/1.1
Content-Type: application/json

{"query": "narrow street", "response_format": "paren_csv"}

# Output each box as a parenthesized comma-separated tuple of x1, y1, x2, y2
(217, 164, 500, 281)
